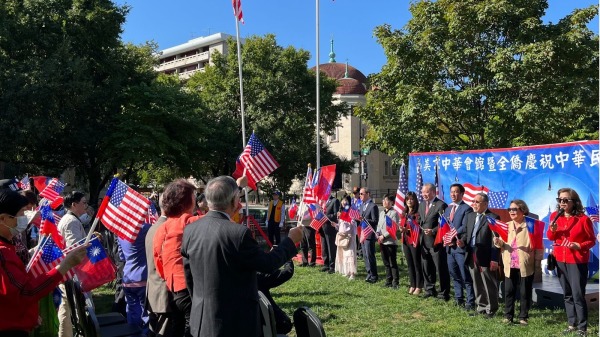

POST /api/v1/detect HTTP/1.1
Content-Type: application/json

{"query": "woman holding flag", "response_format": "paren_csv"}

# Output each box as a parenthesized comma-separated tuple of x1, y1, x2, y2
(0, 189, 88, 336)
(335, 196, 357, 280)
(376, 194, 400, 289)
(492, 199, 535, 326)
(399, 192, 423, 295)
(547, 188, 595, 336)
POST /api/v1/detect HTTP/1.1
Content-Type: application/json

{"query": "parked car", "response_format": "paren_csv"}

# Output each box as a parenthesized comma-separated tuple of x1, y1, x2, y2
(240, 204, 295, 244)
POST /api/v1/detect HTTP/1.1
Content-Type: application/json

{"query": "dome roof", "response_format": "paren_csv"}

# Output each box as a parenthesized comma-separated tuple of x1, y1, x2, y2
(311, 63, 368, 86)
(336, 78, 367, 95)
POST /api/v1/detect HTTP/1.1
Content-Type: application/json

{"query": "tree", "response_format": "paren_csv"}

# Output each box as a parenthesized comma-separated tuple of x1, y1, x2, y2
(186, 34, 353, 192)
(358, 0, 598, 159)
(0, 0, 207, 205)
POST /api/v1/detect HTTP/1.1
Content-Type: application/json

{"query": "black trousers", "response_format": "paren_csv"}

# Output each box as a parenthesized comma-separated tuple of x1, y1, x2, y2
(504, 269, 533, 320)
(421, 244, 450, 297)
(267, 223, 282, 245)
(300, 226, 316, 265)
(557, 262, 589, 331)
(172, 289, 192, 337)
(319, 223, 337, 271)
(380, 244, 399, 285)
(403, 242, 423, 288)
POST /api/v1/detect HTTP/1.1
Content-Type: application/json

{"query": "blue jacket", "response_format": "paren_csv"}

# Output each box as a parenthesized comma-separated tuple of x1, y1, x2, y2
(118, 223, 150, 284)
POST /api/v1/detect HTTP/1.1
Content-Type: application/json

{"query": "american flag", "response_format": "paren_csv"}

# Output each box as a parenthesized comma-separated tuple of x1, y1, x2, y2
(18, 175, 30, 190)
(558, 238, 572, 247)
(349, 204, 361, 220)
(310, 211, 327, 231)
(486, 216, 508, 242)
(39, 178, 65, 203)
(462, 183, 508, 209)
(28, 236, 76, 280)
(359, 220, 374, 243)
(434, 162, 443, 201)
(237, 133, 279, 190)
(232, 0, 244, 23)
(586, 206, 599, 223)
(385, 215, 397, 241)
(146, 202, 158, 225)
(302, 166, 317, 205)
(416, 161, 423, 202)
(406, 215, 420, 248)
(394, 163, 408, 215)
(99, 178, 150, 243)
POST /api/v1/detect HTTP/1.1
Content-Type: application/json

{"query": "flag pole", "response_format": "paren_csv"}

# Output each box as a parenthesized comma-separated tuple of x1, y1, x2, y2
(315, 0, 321, 169)
(235, 16, 251, 228)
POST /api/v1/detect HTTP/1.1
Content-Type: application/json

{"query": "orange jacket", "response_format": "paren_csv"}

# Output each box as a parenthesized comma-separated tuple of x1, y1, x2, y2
(153, 213, 202, 292)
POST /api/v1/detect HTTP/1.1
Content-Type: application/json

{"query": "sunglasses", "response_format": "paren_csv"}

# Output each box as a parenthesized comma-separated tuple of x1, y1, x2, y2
(507, 207, 520, 212)
(556, 198, 573, 204)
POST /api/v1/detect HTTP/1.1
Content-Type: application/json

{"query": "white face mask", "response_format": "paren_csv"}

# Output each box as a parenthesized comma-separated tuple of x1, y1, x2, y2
(3, 213, 31, 236)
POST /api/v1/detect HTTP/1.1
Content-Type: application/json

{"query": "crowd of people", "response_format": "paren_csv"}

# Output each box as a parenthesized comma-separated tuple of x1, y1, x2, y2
(0, 174, 597, 337)
(298, 183, 596, 337)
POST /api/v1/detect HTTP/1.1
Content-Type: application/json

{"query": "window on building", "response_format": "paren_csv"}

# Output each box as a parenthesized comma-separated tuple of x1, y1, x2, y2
(329, 127, 339, 143)
(384, 160, 390, 176)
(391, 164, 399, 176)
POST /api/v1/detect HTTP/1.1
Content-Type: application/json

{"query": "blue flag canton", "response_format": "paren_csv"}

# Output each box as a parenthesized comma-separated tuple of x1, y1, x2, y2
(40, 205, 54, 222)
(524, 216, 536, 233)
(110, 181, 129, 208)
(416, 163, 424, 202)
(361, 220, 370, 230)
(41, 240, 63, 263)
(315, 212, 325, 220)
(87, 238, 107, 264)
(248, 134, 265, 157)
(385, 215, 393, 227)
(488, 190, 508, 209)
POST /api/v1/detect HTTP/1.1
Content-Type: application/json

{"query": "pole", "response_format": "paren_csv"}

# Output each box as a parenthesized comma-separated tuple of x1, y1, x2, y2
(235, 17, 251, 228)
(315, 0, 321, 169)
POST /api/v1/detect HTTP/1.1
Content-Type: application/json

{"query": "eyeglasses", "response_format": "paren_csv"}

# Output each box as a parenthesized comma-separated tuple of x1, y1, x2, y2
(472, 200, 483, 204)
(556, 198, 573, 204)
(507, 207, 520, 212)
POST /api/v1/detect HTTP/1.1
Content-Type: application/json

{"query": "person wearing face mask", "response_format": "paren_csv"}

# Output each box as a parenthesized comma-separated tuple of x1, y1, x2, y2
(0, 189, 88, 337)
(547, 188, 595, 337)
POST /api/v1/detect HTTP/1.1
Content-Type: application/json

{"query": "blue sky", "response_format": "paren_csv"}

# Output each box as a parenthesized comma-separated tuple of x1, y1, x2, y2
(114, 0, 598, 76)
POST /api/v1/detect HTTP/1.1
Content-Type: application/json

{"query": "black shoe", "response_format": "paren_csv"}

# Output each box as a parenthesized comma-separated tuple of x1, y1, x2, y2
(320, 266, 329, 272)
(365, 278, 377, 284)
(436, 294, 450, 301)
(328, 269, 335, 274)
(300, 263, 308, 267)
(383, 282, 392, 288)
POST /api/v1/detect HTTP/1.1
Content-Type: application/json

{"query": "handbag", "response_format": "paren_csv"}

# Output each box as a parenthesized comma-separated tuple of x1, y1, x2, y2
(546, 252, 557, 271)
(335, 232, 350, 249)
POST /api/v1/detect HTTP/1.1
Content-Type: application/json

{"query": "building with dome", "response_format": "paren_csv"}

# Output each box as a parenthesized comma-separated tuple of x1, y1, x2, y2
(313, 40, 399, 195)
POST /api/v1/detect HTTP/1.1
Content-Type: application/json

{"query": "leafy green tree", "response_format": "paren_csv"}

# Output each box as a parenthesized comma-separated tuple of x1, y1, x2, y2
(186, 34, 353, 192)
(0, 0, 207, 205)
(358, 0, 598, 159)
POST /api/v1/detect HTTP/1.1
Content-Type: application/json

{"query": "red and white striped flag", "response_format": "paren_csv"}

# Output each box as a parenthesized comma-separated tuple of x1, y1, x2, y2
(99, 178, 150, 243)
(559, 238, 572, 247)
(359, 220, 374, 243)
(349, 204, 361, 220)
(232, 132, 279, 190)
(310, 211, 327, 232)
(394, 163, 408, 215)
(28, 236, 77, 281)
(442, 227, 458, 246)
(302, 166, 317, 205)
(232, 0, 244, 23)
(39, 178, 65, 203)
(462, 183, 489, 206)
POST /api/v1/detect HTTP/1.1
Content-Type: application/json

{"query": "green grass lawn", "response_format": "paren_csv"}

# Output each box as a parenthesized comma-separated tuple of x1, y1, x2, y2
(93, 250, 599, 337)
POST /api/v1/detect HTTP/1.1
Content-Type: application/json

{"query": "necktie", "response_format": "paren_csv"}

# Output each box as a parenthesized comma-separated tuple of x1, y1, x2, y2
(471, 213, 482, 246)
(449, 204, 457, 222)
(425, 203, 430, 215)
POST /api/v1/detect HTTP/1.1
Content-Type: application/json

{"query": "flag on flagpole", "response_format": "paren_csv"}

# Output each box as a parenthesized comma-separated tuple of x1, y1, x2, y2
(73, 236, 117, 292)
(339, 205, 352, 223)
(586, 206, 599, 223)
(302, 166, 317, 205)
(232, 0, 244, 23)
(394, 163, 408, 215)
(99, 178, 150, 243)
(18, 175, 30, 190)
(39, 205, 66, 249)
(39, 178, 65, 204)
(435, 214, 453, 246)
(31, 176, 52, 194)
(28, 236, 76, 281)
(312, 164, 336, 204)
(406, 215, 420, 248)
(359, 220, 374, 243)
(349, 204, 361, 221)
(384, 215, 397, 241)
(486, 216, 508, 242)
(310, 211, 327, 231)
(288, 198, 298, 219)
(232, 132, 279, 190)
(146, 202, 159, 225)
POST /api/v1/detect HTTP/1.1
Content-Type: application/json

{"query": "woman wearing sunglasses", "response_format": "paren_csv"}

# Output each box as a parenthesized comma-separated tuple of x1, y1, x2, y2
(547, 188, 595, 337)
(493, 200, 535, 326)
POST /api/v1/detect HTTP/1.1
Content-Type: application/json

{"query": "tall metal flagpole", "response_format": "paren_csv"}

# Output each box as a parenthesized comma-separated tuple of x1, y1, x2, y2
(235, 13, 251, 228)
(315, 0, 321, 169)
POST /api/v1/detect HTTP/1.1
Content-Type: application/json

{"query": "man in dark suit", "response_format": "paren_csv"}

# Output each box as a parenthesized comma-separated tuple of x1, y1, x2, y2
(459, 192, 500, 318)
(360, 187, 379, 283)
(418, 183, 449, 300)
(320, 193, 340, 273)
(144, 196, 176, 337)
(444, 183, 474, 309)
(181, 176, 303, 337)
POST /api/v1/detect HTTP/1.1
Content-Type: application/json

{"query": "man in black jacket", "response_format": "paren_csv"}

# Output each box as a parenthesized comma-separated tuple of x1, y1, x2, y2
(320, 194, 340, 273)
(360, 187, 379, 283)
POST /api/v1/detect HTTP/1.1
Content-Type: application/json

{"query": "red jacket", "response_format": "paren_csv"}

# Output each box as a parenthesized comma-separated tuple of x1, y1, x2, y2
(153, 214, 202, 292)
(547, 211, 595, 264)
(0, 236, 64, 332)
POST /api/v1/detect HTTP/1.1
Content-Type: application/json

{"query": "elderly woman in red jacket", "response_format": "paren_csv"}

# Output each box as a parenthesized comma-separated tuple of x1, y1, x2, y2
(547, 188, 595, 337)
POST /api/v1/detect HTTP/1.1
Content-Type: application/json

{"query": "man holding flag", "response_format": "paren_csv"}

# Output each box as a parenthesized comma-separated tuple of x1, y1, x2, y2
(376, 194, 400, 289)
(359, 187, 379, 283)
(443, 184, 474, 310)
(320, 193, 340, 274)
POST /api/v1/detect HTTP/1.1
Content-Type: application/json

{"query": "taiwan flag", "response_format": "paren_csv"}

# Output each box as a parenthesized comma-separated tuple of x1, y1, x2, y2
(339, 205, 352, 223)
(524, 216, 545, 249)
(385, 215, 397, 241)
(73, 236, 117, 292)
